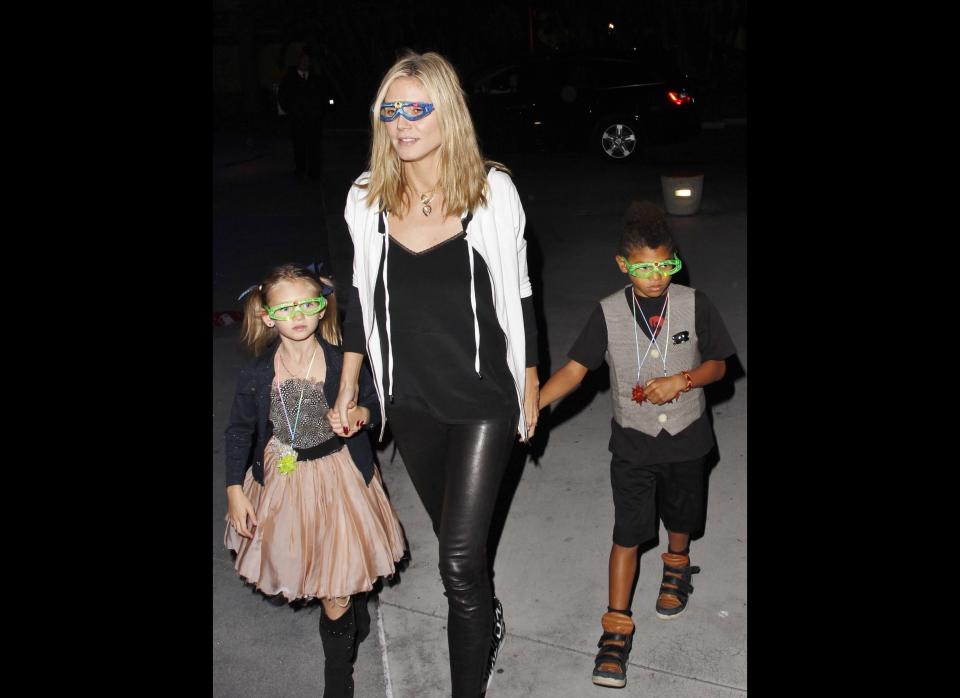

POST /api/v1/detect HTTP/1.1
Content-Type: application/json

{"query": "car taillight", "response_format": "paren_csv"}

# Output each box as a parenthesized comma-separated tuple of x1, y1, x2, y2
(667, 89, 693, 106)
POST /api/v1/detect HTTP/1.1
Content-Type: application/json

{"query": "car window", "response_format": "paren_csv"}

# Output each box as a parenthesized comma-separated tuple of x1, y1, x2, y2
(592, 60, 661, 88)
(530, 60, 592, 89)
(477, 67, 521, 95)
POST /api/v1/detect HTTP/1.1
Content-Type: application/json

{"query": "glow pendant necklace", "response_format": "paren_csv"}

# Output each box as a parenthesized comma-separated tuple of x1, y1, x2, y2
(275, 343, 318, 474)
(631, 291, 669, 404)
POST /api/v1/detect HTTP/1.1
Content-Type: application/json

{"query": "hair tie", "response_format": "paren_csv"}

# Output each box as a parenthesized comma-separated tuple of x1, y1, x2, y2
(303, 261, 334, 296)
(237, 284, 261, 301)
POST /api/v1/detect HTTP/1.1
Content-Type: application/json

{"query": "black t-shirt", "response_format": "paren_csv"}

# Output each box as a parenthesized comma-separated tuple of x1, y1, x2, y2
(342, 213, 538, 422)
(568, 286, 736, 464)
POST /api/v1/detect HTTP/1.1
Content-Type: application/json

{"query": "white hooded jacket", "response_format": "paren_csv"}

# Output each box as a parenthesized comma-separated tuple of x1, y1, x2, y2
(344, 167, 532, 440)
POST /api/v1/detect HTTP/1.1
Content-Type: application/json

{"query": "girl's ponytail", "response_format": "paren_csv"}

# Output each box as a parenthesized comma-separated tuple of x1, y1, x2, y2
(315, 274, 341, 346)
(240, 285, 277, 356)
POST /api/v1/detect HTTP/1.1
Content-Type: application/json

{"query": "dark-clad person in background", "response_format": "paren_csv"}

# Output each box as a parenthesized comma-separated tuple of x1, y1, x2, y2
(278, 49, 327, 180)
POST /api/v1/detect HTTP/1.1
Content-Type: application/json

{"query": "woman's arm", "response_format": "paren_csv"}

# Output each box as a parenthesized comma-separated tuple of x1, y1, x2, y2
(523, 365, 540, 439)
(329, 351, 365, 437)
(341, 285, 367, 354)
(498, 171, 532, 299)
(354, 357, 381, 427)
(335, 185, 371, 437)
(492, 171, 539, 438)
(329, 354, 378, 439)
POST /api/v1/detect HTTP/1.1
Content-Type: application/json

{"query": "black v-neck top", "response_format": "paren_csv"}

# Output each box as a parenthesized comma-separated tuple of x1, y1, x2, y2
(343, 213, 539, 422)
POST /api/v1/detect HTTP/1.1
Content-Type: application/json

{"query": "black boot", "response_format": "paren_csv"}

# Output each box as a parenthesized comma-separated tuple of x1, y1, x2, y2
(318, 604, 357, 698)
(354, 593, 371, 644)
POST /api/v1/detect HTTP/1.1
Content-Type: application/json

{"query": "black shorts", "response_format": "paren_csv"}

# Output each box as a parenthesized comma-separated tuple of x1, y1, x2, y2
(610, 454, 707, 547)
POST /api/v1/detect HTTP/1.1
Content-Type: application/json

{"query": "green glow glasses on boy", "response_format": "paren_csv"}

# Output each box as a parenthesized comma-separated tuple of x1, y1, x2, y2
(263, 296, 327, 321)
(618, 254, 683, 279)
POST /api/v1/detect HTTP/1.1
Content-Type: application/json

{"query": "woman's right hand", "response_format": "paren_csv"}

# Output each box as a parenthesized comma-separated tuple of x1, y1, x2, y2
(329, 381, 359, 437)
(226, 485, 258, 538)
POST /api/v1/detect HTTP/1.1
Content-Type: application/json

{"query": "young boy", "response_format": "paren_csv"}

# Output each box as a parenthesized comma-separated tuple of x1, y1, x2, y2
(539, 200, 736, 689)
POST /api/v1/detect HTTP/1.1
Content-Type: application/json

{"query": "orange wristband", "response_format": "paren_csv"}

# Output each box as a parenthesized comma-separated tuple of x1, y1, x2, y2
(680, 371, 693, 392)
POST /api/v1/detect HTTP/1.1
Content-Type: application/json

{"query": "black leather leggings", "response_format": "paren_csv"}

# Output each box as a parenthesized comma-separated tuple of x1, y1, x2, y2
(387, 404, 518, 698)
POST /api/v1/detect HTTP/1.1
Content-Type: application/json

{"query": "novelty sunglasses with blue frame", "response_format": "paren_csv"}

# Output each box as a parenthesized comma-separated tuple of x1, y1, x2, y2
(377, 101, 435, 122)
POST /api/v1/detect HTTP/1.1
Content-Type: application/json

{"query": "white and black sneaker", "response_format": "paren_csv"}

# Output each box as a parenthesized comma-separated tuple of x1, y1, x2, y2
(482, 596, 506, 693)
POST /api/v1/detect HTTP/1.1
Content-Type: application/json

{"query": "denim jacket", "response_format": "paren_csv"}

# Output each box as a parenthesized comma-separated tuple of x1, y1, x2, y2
(223, 335, 381, 488)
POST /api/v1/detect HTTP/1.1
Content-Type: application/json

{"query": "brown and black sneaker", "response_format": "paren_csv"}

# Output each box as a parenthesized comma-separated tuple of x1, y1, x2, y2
(655, 551, 701, 620)
(592, 610, 634, 688)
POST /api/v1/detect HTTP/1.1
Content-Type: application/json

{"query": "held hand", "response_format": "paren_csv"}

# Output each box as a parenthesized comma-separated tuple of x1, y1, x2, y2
(523, 375, 540, 441)
(643, 374, 686, 405)
(337, 405, 370, 439)
(329, 382, 359, 437)
(227, 486, 258, 539)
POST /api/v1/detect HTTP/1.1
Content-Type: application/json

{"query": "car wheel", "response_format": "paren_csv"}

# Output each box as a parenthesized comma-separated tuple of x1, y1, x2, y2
(597, 120, 641, 162)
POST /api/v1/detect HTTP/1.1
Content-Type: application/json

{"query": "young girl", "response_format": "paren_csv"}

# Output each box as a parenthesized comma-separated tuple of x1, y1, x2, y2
(538, 201, 736, 690)
(223, 263, 406, 698)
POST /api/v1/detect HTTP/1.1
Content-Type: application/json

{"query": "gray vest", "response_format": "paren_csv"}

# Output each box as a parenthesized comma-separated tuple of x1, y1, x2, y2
(601, 284, 705, 436)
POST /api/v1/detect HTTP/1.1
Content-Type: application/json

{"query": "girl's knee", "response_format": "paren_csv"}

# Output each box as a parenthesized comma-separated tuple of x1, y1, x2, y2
(321, 595, 352, 619)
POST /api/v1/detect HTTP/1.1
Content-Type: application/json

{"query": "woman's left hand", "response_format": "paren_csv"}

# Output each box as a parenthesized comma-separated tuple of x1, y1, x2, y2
(523, 367, 540, 441)
(332, 405, 370, 439)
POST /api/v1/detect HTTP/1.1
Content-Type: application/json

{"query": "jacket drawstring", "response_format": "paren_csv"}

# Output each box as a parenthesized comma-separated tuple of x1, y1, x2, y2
(379, 211, 394, 400)
(463, 211, 481, 378)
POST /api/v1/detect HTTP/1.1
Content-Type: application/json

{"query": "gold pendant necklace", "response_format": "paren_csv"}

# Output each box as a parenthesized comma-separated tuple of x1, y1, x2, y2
(419, 190, 435, 216)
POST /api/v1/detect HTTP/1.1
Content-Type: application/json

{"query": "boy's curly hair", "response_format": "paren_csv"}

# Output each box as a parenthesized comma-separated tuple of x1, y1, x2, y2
(619, 200, 675, 256)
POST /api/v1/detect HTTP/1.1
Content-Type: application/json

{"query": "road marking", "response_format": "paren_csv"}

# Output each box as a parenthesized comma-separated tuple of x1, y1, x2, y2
(376, 596, 395, 698)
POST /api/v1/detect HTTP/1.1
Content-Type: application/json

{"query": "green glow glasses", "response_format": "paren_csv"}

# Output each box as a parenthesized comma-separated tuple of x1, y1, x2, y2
(264, 296, 327, 320)
(618, 255, 682, 279)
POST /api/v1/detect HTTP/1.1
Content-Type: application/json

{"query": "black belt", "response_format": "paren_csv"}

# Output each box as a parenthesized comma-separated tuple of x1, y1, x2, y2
(294, 437, 344, 462)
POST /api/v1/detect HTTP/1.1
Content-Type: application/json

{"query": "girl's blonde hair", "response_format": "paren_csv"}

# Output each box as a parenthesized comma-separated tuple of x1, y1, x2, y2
(361, 50, 508, 216)
(240, 264, 341, 356)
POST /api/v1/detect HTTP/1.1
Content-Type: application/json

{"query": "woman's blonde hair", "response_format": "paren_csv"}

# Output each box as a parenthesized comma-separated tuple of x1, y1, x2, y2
(361, 50, 508, 216)
(240, 264, 341, 356)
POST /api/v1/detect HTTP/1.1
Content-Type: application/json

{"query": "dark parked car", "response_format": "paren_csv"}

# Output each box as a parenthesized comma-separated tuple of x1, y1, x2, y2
(469, 54, 701, 163)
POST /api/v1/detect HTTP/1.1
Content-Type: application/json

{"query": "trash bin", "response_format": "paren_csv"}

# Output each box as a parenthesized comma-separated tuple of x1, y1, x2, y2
(660, 172, 704, 216)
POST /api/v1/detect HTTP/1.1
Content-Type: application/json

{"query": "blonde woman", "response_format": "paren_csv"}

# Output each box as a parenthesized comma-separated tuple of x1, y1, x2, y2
(331, 51, 539, 697)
